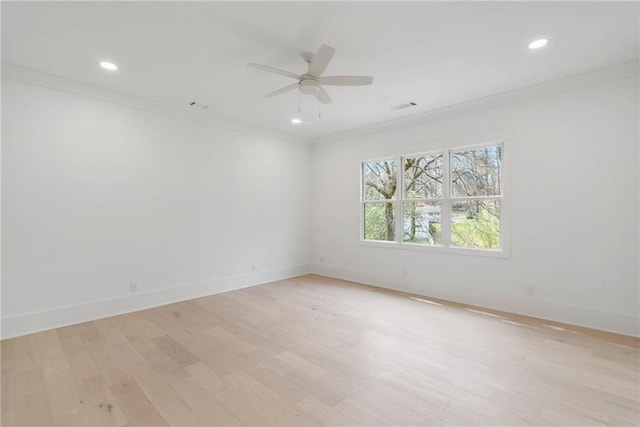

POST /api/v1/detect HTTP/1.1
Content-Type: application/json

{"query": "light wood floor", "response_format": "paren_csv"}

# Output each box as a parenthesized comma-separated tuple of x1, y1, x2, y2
(1, 274, 639, 426)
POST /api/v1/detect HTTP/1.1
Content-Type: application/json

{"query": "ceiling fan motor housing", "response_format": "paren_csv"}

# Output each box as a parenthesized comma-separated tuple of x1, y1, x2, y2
(299, 78, 320, 95)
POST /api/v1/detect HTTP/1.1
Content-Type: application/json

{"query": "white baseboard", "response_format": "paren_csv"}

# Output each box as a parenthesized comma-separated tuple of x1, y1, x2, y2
(1, 264, 311, 339)
(310, 263, 640, 338)
(4, 263, 636, 339)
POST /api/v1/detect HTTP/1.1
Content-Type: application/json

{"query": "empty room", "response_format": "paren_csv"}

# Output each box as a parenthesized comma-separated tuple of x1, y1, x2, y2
(1, 1, 638, 426)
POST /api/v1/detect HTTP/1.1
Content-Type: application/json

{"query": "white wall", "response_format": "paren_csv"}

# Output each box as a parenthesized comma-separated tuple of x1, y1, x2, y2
(1, 78, 311, 338)
(3, 71, 638, 339)
(310, 76, 639, 336)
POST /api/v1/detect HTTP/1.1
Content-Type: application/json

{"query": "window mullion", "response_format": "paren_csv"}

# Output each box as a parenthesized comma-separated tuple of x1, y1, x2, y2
(396, 156, 403, 243)
(450, 195, 502, 201)
(360, 162, 365, 240)
(442, 149, 451, 247)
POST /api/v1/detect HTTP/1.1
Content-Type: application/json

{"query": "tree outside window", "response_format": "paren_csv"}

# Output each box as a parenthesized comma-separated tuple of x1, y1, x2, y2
(362, 143, 503, 251)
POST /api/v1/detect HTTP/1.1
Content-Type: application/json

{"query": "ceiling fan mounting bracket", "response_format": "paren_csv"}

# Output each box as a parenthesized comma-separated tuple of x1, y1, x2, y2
(301, 52, 314, 64)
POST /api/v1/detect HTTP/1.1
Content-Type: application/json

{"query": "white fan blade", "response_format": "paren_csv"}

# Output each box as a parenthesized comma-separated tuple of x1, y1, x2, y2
(314, 86, 332, 104)
(308, 44, 335, 76)
(264, 83, 299, 98)
(248, 63, 300, 80)
(319, 75, 374, 86)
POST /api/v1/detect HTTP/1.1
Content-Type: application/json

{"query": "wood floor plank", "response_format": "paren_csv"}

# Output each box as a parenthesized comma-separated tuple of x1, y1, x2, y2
(57, 334, 102, 381)
(276, 350, 330, 379)
(77, 375, 128, 427)
(125, 361, 207, 426)
(43, 368, 92, 426)
(1, 367, 16, 426)
(1, 339, 17, 425)
(242, 357, 312, 405)
(212, 370, 316, 425)
(14, 368, 54, 426)
(14, 335, 42, 373)
(295, 395, 357, 425)
(152, 334, 199, 368)
(38, 329, 71, 374)
(110, 379, 168, 426)
(1, 274, 639, 426)
(84, 337, 133, 387)
(184, 361, 224, 394)
(108, 339, 207, 425)
(1, 339, 16, 371)
(93, 318, 129, 347)
(168, 376, 243, 426)
(336, 394, 425, 425)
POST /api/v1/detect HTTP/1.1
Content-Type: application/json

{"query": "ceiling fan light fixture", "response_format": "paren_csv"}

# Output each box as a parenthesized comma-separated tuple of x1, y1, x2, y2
(291, 118, 302, 124)
(299, 79, 320, 95)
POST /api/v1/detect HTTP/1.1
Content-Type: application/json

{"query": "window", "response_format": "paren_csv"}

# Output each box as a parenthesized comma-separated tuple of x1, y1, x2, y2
(403, 153, 443, 245)
(362, 159, 397, 241)
(361, 143, 504, 253)
(450, 146, 502, 249)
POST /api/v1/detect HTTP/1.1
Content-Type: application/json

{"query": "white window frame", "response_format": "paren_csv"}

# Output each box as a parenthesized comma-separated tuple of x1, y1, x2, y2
(360, 140, 509, 258)
(400, 149, 445, 246)
(360, 156, 399, 246)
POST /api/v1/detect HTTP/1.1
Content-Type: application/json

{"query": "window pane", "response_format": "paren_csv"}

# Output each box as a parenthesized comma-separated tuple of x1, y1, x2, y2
(403, 202, 441, 245)
(452, 146, 502, 197)
(451, 200, 501, 249)
(363, 160, 397, 201)
(404, 154, 443, 199)
(364, 203, 395, 241)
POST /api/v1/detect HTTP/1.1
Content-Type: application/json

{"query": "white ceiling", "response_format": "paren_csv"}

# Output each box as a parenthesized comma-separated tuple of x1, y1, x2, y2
(2, 1, 638, 140)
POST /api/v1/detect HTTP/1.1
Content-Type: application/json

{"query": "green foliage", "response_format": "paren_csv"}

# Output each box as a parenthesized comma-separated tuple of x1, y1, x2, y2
(451, 206, 500, 249)
(429, 222, 442, 243)
(364, 203, 394, 241)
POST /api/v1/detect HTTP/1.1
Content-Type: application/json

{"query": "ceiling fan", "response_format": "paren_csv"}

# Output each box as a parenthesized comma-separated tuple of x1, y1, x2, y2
(248, 44, 373, 105)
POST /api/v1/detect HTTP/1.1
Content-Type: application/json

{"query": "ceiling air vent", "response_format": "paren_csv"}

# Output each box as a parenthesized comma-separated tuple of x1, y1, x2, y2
(188, 101, 209, 110)
(392, 102, 417, 110)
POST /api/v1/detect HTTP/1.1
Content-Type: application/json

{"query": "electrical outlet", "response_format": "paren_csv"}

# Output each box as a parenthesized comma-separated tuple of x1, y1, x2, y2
(526, 285, 536, 296)
(251, 264, 257, 272)
(320, 256, 325, 263)
(130, 282, 138, 292)
(402, 267, 408, 277)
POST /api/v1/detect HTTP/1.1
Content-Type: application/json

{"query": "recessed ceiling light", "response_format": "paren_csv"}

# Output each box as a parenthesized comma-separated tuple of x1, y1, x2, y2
(100, 61, 118, 71)
(528, 38, 548, 50)
(291, 118, 302, 124)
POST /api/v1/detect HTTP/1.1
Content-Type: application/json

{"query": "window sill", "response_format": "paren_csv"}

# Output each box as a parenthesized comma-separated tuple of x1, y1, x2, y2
(357, 240, 510, 259)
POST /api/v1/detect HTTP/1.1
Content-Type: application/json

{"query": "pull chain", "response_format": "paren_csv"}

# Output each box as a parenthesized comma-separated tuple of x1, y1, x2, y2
(297, 88, 301, 113)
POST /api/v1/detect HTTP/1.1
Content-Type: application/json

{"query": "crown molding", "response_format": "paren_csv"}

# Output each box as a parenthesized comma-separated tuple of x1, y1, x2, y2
(4, 61, 636, 147)
(1, 62, 312, 146)
(312, 60, 639, 145)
